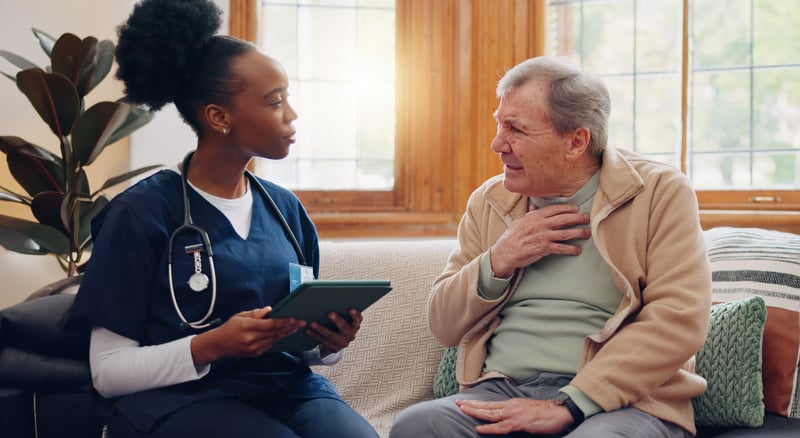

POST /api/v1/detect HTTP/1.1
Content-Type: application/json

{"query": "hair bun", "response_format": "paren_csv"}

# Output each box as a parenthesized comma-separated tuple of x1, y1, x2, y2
(115, 0, 223, 110)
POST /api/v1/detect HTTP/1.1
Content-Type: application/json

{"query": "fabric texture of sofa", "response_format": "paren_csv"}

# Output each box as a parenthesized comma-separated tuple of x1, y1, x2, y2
(312, 229, 800, 437)
(0, 227, 798, 437)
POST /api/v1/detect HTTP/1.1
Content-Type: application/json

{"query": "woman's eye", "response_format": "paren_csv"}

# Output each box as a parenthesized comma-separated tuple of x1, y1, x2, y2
(270, 99, 284, 107)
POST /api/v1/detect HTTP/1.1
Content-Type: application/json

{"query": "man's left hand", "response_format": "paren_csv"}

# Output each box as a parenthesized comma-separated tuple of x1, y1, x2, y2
(456, 398, 574, 435)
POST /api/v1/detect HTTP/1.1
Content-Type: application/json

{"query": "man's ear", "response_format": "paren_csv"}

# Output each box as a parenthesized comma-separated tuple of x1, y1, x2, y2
(203, 104, 231, 135)
(565, 127, 591, 160)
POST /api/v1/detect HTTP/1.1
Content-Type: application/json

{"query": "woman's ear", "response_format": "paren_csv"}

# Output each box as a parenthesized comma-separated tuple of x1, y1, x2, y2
(203, 104, 231, 136)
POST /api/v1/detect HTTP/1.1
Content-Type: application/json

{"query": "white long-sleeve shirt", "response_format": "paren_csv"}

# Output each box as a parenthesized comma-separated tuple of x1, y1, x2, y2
(90, 327, 342, 398)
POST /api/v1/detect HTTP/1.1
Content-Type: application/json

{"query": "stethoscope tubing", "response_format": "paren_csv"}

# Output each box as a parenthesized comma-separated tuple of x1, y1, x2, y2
(168, 151, 305, 330)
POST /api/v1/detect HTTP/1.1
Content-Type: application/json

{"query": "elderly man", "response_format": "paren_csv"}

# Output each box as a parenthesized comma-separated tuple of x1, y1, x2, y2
(390, 56, 711, 437)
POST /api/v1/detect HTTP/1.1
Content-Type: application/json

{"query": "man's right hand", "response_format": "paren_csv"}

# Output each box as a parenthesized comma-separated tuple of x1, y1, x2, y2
(489, 203, 591, 278)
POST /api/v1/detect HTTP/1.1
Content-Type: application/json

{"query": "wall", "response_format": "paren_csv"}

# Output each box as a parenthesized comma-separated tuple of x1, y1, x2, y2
(0, 0, 228, 308)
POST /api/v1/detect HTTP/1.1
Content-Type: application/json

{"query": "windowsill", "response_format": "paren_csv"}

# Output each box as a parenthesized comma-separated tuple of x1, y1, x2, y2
(700, 210, 799, 233)
(311, 209, 800, 239)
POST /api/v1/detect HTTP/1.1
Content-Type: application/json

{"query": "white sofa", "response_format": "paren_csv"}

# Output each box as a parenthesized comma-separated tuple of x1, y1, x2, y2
(314, 231, 800, 437)
(2, 229, 798, 437)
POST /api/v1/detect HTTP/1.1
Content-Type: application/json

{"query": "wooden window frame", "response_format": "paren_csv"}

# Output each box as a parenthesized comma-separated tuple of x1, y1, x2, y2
(233, 0, 800, 237)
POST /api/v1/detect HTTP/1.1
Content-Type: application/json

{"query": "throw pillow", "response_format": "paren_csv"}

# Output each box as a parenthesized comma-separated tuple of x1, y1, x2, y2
(433, 346, 459, 398)
(692, 295, 767, 428)
(705, 226, 800, 419)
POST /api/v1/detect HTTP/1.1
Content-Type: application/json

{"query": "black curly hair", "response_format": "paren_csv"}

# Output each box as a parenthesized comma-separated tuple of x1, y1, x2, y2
(115, 0, 254, 135)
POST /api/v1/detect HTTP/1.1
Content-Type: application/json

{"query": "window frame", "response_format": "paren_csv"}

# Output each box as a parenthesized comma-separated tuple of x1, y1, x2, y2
(234, 0, 800, 236)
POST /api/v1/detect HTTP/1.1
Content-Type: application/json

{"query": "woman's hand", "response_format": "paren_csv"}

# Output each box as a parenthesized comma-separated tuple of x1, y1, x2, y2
(305, 308, 364, 357)
(190, 307, 305, 366)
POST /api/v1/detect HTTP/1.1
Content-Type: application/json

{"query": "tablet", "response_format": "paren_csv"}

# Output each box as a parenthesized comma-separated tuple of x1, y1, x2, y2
(267, 279, 392, 352)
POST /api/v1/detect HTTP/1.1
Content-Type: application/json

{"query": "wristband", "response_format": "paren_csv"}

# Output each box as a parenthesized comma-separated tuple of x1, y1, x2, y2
(554, 394, 585, 429)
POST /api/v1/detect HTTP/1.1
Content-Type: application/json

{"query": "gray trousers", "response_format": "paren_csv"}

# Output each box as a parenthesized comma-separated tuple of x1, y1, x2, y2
(389, 374, 691, 438)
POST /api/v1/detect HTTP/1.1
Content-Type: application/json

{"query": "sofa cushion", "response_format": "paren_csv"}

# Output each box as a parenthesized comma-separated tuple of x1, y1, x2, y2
(433, 345, 458, 398)
(313, 239, 456, 437)
(0, 293, 88, 360)
(693, 295, 767, 428)
(705, 227, 800, 419)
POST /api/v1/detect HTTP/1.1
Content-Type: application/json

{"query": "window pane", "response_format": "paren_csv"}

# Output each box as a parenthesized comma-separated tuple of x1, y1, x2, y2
(634, 74, 680, 155)
(754, 1, 800, 65)
(257, 1, 396, 190)
(692, 0, 751, 69)
(604, 76, 634, 150)
(690, 70, 751, 153)
(753, 152, 800, 187)
(548, 0, 681, 168)
(691, 153, 752, 188)
(580, 0, 634, 75)
(753, 68, 800, 151)
(635, 0, 681, 73)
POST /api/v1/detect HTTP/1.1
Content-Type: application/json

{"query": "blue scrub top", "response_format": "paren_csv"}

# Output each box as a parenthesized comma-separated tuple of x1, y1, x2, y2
(70, 170, 340, 432)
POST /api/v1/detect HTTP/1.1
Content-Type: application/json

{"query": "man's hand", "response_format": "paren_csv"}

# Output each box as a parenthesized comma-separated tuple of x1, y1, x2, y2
(456, 398, 574, 435)
(489, 203, 591, 277)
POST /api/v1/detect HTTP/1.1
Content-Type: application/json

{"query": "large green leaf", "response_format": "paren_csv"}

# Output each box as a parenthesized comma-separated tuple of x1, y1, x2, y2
(72, 101, 131, 166)
(0, 50, 38, 72)
(6, 152, 63, 196)
(50, 33, 83, 86)
(78, 195, 108, 250)
(106, 103, 155, 146)
(32, 28, 57, 57)
(92, 165, 163, 196)
(1, 136, 65, 195)
(84, 40, 114, 97)
(59, 168, 93, 236)
(74, 37, 99, 98)
(0, 192, 27, 204)
(0, 215, 70, 255)
(16, 69, 80, 138)
(0, 136, 60, 162)
(31, 191, 69, 234)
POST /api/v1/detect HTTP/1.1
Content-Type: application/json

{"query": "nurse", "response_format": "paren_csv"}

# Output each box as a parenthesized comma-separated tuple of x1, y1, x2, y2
(69, 0, 378, 437)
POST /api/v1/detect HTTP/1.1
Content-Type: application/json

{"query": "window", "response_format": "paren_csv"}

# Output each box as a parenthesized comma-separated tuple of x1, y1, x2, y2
(236, 0, 800, 236)
(239, 0, 546, 237)
(256, 0, 396, 191)
(547, 0, 800, 218)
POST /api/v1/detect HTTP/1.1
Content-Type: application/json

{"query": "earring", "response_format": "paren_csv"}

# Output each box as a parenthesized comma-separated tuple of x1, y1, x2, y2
(222, 128, 229, 135)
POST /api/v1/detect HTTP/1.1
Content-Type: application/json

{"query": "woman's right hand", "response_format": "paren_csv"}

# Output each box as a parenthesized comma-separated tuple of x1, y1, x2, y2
(190, 307, 306, 366)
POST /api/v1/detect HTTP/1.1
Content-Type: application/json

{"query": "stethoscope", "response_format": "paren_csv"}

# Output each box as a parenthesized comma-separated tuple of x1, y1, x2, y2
(168, 151, 306, 330)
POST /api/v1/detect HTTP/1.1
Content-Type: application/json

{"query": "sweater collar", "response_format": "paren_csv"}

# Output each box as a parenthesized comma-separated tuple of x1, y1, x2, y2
(484, 147, 645, 221)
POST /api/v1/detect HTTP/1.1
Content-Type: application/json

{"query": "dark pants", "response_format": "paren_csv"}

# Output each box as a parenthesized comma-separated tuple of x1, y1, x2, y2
(108, 396, 378, 438)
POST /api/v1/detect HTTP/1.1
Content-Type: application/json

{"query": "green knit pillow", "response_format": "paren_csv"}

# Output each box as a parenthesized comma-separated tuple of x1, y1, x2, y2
(693, 295, 767, 428)
(433, 346, 459, 398)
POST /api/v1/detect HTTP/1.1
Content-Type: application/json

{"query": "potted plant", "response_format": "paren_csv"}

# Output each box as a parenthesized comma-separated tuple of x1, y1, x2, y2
(0, 28, 160, 277)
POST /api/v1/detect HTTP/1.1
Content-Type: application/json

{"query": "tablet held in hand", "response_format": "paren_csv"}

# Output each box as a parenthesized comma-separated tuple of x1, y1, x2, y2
(267, 279, 392, 352)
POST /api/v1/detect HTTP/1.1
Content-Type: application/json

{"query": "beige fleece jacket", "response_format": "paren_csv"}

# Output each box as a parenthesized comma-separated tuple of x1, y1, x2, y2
(428, 147, 712, 435)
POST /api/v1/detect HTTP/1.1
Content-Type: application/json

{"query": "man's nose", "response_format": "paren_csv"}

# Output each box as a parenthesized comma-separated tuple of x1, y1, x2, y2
(490, 132, 509, 154)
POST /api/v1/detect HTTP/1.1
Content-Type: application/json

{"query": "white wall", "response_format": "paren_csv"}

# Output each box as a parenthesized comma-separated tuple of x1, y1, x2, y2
(0, 0, 229, 308)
